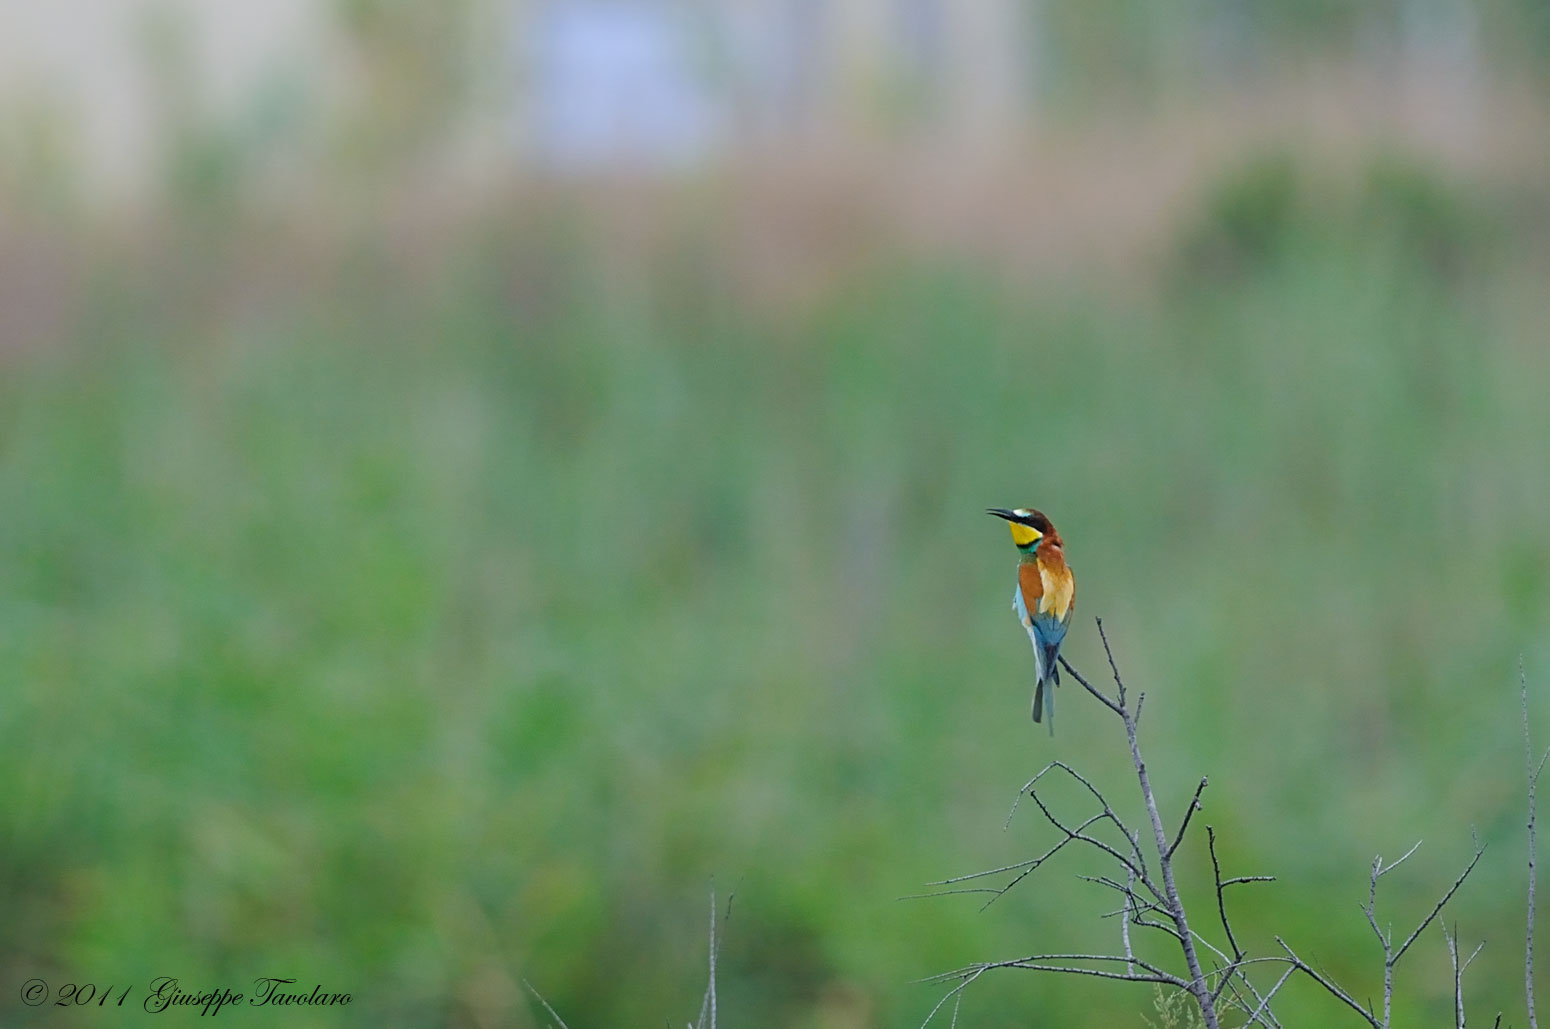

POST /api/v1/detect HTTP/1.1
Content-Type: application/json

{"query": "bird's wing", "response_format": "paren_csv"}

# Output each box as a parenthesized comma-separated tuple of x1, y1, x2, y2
(1035, 555, 1074, 621)
(1018, 562, 1044, 616)
(1013, 585, 1047, 684)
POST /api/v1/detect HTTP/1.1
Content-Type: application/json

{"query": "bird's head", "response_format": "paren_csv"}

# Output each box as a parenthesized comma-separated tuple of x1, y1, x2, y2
(987, 507, 1059, 551)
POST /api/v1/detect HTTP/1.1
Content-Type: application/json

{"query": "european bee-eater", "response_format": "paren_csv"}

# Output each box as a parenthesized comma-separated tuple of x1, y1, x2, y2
(988, 508, 1075, 733)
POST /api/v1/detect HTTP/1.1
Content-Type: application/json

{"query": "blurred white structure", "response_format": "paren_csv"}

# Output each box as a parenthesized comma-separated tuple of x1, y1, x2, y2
(523, 1, 723, 168)
(512, 0, 1029, 163)
(0, 0, 1487, 196)
(0, 0, 333, 201)
(0, 0, 1034, 189)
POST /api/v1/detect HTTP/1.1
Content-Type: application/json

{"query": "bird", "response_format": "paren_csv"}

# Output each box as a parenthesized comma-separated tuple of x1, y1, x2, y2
(987, 507, 1076, 733)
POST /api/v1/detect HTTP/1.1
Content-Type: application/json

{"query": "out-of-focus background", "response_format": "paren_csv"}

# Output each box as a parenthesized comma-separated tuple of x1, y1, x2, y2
(2, 2, 1549, 1025)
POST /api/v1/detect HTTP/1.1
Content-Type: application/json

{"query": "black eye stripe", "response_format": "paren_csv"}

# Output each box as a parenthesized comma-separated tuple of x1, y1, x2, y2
(992, 507, 1055, 534)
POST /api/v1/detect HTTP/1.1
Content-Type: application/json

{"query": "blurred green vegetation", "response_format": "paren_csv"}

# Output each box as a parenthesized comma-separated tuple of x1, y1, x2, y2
(1, 147, 1549, 1029)
(1035, 0, 1550, 108)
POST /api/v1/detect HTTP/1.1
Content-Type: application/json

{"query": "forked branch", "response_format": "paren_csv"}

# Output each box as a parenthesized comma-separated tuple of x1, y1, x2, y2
(922, 621, 1229, 1027)
(919, 618, 1512, 1028)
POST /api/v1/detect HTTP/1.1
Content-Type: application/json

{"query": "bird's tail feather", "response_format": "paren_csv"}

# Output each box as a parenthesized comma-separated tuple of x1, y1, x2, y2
(1031, 678, 1055, 736)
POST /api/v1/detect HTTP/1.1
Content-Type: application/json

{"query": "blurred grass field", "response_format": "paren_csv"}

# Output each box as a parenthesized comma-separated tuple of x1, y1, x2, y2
(2, 138, 1549, 1027)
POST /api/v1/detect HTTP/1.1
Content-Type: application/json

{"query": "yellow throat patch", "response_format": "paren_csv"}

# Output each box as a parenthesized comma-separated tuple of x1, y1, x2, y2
(1008, 522, 1041, 547)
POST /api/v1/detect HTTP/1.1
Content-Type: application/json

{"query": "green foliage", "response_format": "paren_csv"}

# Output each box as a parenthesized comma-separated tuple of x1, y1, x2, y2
(0, 156, 1548, 1027)
(1169, 151, 1501, 321)
(1356, 157, 1489, 280)
(1173, 151, 1304, 281)
(1142, 984, 1214, 1029)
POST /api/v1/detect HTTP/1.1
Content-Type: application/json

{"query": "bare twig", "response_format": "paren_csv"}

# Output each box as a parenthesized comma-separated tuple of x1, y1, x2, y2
(1096, 619, 1128, 705)
(1392, 843, 1485, 965)
(1380, 839, 1427, 878)
(1243, 965, 1297, 1027)
(918, 968, 984, 1028)
(1057, 654, 1122, 716)
(988, 760, 1158, 906)
(924, 617, 1515, 1028)
(1167, 778, 1209, 860)
(695, 885, 717, 1029)
(1447, 925, 1465, 1029)
(1204, 950, 1286, 1027)
(1184, 922, 1285, 1028)
(1122, 842, 1137, 977)
(1278, 835, 1484, 1029)
(929, 622, 1223, 1027)
(1093, 621, 1221, 1029)
(1363, 842, 1423, 1026)
(1021, 788, 1152, 904)
(920, 953, 1187, 989)
(1526, 658, 1543, 1029)
(1275, 937, 1382, 1028)
(1206, 824, 1276, 1010)
(906, 812, 1108, 903)
(523, 979, 573, 1029)
(1004, 760, 1146, 861)
(1444, 924, 1487, 1029)
(1001, 961, 1181, 985)
(692, 885, 733, 1029)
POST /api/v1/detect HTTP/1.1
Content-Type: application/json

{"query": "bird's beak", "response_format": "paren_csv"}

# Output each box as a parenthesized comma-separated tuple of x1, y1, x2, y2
(986, 508, 1018, 523)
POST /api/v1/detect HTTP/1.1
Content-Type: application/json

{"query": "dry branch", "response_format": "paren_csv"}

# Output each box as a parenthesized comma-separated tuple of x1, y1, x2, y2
(922, 621, 1235, 1027)
(523, 979, 574, 1029)
(919, 617, 1522, 1028)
